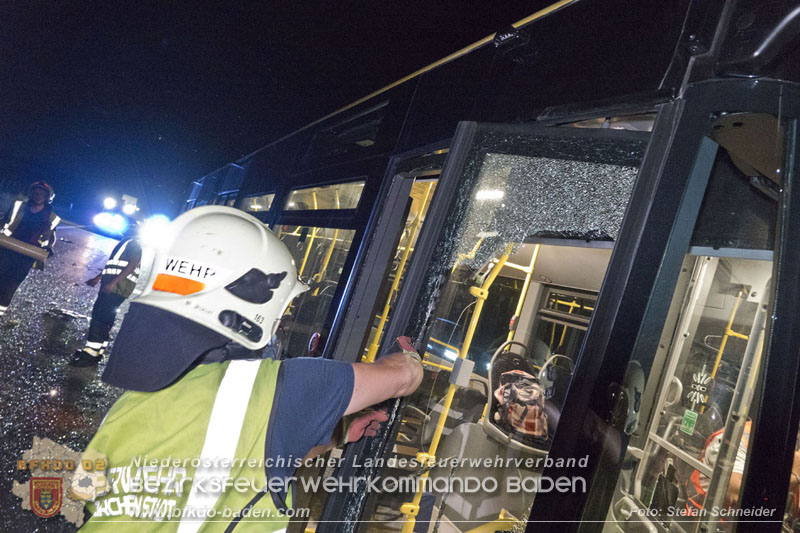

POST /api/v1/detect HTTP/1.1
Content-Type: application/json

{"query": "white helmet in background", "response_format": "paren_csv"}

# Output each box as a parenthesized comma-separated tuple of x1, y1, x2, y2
(135, 206, 308, 350)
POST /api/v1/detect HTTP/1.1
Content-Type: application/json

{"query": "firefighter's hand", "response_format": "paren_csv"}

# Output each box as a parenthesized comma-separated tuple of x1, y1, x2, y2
(86, 276, 101, 287)
(345, 409, 390, 444)
(791, 450, 800, 489)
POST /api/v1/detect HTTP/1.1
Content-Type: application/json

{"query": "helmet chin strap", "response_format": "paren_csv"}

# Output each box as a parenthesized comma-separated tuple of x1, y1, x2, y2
(196, 340, 263, 365)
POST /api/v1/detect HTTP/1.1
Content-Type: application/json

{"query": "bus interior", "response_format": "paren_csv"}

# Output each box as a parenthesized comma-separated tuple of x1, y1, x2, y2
(369, 242, 613, 532)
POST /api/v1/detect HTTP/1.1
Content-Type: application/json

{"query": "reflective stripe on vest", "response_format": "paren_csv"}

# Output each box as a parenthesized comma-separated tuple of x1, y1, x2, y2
(178, 360, 262, 533)
(80, 359, 288, 532)
(102, 240, 140, 285)
(1, 201, 23, 236)
(685, 420, 751, 512)
(39, 215, 59, 247)
(2, 201, 59, 247)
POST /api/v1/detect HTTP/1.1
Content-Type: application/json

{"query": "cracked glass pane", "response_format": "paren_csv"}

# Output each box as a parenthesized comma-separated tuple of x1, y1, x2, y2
(359, 127, 648, 531)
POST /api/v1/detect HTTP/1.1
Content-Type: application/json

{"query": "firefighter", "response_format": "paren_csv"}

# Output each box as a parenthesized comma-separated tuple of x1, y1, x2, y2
(0, 181, 60, 319)
(76, 206, 423, 531)
(686, 420, 800, 512)
(69, 229, 142, 367)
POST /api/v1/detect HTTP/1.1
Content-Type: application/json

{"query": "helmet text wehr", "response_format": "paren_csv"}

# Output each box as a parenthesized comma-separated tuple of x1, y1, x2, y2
(164, 257, 217, 280)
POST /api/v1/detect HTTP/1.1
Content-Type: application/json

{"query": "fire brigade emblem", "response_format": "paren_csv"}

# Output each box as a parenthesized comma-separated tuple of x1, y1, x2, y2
(30, 477, 62, 518)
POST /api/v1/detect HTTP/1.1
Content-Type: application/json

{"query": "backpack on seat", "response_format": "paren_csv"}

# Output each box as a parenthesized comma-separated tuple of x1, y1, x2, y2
(493, 369, 548, 439)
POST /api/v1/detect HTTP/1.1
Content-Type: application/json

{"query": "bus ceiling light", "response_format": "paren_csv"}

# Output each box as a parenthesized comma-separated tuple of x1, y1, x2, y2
(94, 212, 128, 234)
(103, 197, 118, 210)
(122, 203, 137, 215)
(139, 214, 172, 249)
(475, 189, 504, 201)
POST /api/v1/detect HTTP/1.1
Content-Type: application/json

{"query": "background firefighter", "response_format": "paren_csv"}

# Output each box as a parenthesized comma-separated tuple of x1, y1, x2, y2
(0, 181, 60, 320)
(69, 233, 142, 367)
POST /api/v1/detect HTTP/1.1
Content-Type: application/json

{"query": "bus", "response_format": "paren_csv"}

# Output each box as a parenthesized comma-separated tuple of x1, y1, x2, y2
(184, 1, 800, 531)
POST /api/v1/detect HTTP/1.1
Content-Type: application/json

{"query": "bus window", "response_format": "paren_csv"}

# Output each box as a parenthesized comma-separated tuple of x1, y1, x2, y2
(285, 180, 365, 210)
(362, 178, 438, 362)
(274, 225, 355, 358)
(355, 124, 647, 532)
(531, 287, 596, 366)
(604, 113, 784, 532)
(239, 192, 275, 213)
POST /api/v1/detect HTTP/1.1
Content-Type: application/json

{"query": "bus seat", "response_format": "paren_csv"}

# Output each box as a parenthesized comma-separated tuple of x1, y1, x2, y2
(418, 377, 488, 446)
(429, 422, 540, 531)
(539, 355, 574, 405)
(531, 337, 550, 369)
(483, 348, 550, 454)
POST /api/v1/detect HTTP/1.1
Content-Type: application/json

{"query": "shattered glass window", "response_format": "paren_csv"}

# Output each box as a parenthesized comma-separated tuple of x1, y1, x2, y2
(358, 126, 648, 531)
(452, 144, 642, 271)
(406, 128, 647, 342)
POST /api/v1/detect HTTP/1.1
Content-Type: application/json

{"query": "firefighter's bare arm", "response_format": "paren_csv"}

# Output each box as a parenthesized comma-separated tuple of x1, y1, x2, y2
(346, 351, 423, 416)
(723, 444, 800, 507)
(726, 473, 742, 507)
(791, 450, 800, 489)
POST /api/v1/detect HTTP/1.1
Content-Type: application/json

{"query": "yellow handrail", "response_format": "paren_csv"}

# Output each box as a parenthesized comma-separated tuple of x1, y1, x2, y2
(558, 305, 576, 348)
(364, 182, 435, 362)
(506, 245, 540, 343)
(428, 336, 460, 354)
(312, 228, 340, 295)
(298, 192, 319, 277)
(400, 244, 513, 532)
(451, 237, 484, 273)
(422, 353, 454, 372)
(311, 190, 341, 294)
(554, 298, 594, 311)
(711, 289, 750, 379)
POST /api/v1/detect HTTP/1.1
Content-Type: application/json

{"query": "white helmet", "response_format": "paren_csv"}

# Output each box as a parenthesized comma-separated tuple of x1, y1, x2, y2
(135, 206, 308, 350)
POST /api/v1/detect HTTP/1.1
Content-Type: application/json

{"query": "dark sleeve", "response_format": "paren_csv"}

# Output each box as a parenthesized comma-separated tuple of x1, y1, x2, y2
(266, 357, 354, 510)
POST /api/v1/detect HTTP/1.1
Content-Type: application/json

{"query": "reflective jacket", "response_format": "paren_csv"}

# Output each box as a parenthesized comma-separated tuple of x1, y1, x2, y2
(1, 200, 60, 268)
(81, 359, 290, 532)
(101, 239, 142, 298)
(686, 420, 751, 512)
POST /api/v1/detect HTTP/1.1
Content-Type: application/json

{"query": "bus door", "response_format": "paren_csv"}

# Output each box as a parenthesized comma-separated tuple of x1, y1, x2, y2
(317, 121, 653, 532)
(563, 105, 795, 532)
(293, 150, 445, 531)
(511, 81, 800, 533)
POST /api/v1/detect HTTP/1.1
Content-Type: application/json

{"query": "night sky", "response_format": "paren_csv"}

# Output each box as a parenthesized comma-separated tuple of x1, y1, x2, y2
(1, 1, 550, 220)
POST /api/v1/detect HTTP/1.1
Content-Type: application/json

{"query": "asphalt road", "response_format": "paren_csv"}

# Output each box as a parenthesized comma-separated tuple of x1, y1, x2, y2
(0, 226, 134, 532)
